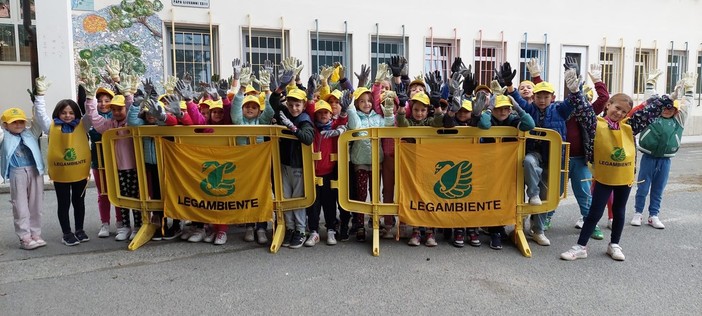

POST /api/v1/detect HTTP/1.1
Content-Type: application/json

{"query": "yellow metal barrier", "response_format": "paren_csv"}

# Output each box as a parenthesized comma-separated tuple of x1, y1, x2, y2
(334, 126, 569, 257)
(100, 125, 317, 252)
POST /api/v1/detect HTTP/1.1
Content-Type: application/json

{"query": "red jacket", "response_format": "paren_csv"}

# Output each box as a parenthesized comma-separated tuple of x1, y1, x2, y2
(313, 115, 348, 176)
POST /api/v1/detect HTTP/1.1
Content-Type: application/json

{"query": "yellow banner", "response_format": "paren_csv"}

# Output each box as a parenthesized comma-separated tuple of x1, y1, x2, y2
(398, 141, 518, 228)
(162, 140, 273, 224)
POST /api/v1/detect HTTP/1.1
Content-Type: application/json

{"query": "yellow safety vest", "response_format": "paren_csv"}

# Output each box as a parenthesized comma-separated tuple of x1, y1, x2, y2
(592, 116, 635, 186)
(48, 121, 91, 182)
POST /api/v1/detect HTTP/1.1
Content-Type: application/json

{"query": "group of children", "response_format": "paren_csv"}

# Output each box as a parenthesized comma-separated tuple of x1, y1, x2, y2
(1, 53, 695, 261)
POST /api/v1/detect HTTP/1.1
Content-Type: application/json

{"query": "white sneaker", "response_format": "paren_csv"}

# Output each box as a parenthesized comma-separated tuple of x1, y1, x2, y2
(98, 223, 110, 238)
(561, 245, 588, 261)
(648, 216, 665, 229)
(631, 213, 643, 226)
(607, 218, 613, 230)
(188, 228, 206, 242)
(20, 238, 40, 250)
(530, 232, 551, 246)
(256, 229, 268, 245)
(129, 227, 139, 241)
(214, 231, 227, 245)
(180, 226, 194, 240)
(528, 196, 542, 206)
(382, 226, 395, 239)
(326, 230, 337, 245)
(575, 217, 584, 229)
(203, 231, 216, 243)
(244, 226, 255, 242)
(304, 231, 320, 247)
(115, 227, 130, 241)
(607, 243, 626, 261)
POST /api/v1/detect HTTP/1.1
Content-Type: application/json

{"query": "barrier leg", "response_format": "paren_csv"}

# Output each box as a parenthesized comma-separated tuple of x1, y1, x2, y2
(513, 216, 532, 258)
(372, 212, 380, 257)
(128, 223, 156, 251)
(270, 209, 285, 253)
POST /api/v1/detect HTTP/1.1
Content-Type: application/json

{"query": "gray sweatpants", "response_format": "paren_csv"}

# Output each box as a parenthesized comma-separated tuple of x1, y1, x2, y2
(282, 165, 306, 232)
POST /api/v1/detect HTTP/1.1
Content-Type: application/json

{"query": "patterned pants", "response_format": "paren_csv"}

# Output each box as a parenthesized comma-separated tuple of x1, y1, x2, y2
(118, 169, 141, 228)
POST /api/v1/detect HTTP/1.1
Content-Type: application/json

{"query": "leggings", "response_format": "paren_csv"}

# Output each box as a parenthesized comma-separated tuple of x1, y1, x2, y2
(118, 169, 142, 228)
(92, 168, 119, 224)
(578, 181, 631, 246)
(54, 179, 88, 234)
(353, 168, 372, 225)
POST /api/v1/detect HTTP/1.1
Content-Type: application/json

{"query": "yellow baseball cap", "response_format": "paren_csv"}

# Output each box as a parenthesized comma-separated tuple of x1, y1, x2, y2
(533, 81, 555, 94)
(353, 87, 371, 100)
(519, 80, 535, 87)
(287, 88, 307, 101)
(475, 84, 491, 94)
(242, 95, 263, 110)
(411, 91, 430, 106)
(461, 99, 473, 112)
(314, 99, 332, 113)
(209, 99, 224, 110)
(179, 100, 187, 110)
(2, 108, 27, 123)
(409, 74, 426, 90)
(110, 95, 126, 107)
(673, 100, 680, 109)
(494, 95, 512, 108)
(245, 85, 259, 95)
(323, 89, 343, 102)
(96, 87, 115, 98)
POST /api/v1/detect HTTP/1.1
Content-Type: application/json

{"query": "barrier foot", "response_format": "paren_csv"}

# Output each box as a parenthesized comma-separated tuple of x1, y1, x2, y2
(127, 223, 156, 251)
(270, 211, 285, 253)
(372, 213, 380, 257)
(513, 229, 532, 258)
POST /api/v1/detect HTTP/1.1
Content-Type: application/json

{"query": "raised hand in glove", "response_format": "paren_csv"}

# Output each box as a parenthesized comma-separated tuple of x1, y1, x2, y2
(163, 75, 178, 95)
(144, 99, 167, 122)
(451, 57, 466, 75)
(105, 58, 122, 82)
(564, 68, 581, 94)
(340, 89, 353, 113)
(320, 126, 346, 138)
(142, 78, 158, 98)
(278, 112, 297, 132)
(495, 62, 516, 87)
(240, 63, 253, 87)
(375, 63, 391, 83)
(462, 65, 476, 96)
(563, 56, 579, 74)
(218, 79, 230, 98)
(114, 76, 132, 96)
(319, 66, 334, 84)
(355, 64, 370, 88)
(307, 74, 318, 100)
(449, 72, 463, 97)
(231, 58, 242, 80)
(381, 92, 395, 117)
(490, 80, 506, 96)
(527, 58, 541, 78)
(277, 69, 295, 90)
(389, 55, 406, 78)
(175, 79, 194, 101)
(206, 82, 220, 101)
(472, 92, 488, 115)
(35, 76, 51, 96)
(588, 64, 602, 83)
(682, 72, 698, 94)
(163, 94, 183, 118)
(647, 69, 663, 86)
(80, 75, 99, 98)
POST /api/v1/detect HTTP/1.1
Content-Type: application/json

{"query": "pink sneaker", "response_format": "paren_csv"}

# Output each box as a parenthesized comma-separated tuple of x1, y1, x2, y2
(31, 235, 47, 247)
(21, 238, 40, 250)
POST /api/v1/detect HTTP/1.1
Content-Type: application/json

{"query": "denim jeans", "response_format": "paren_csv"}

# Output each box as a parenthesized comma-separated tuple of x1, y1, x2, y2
(635, 154, 671, 217)
(524, 152, 543, 199)
(569, 156, 592, 217)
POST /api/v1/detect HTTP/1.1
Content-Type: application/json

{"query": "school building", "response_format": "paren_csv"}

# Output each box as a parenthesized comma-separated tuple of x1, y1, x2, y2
(2, 0, 702, 134)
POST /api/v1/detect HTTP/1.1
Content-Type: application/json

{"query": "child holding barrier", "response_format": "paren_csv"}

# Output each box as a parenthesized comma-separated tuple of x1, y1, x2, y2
(34, 76, 93, 246)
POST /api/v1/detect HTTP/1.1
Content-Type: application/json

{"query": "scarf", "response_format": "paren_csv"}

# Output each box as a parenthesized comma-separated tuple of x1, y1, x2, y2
(54, 118, 80, 133)
(315, 120, 332, 131)
(604, 116, 620, 130)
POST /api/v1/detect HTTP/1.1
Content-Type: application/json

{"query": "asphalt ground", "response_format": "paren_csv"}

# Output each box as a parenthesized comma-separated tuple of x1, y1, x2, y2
(1, 146, 701, 314)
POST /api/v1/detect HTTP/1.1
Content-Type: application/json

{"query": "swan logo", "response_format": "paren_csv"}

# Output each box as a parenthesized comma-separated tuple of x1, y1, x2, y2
(433, 160, 473, 199)
(200, 161, 236, 196)
(610, 147, 626, 162)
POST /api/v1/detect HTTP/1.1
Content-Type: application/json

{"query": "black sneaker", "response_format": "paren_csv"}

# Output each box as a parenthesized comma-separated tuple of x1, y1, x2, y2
(162, 225, 182, 240)
(453, 229, 465, 248)
(339, 226, 350, 241)
(282, 229, 294, 247)
(356, 227, 366, 242)
(62, 233, 80, 246)
(490, 233, 502, 250)
(74, 230, 90, 242)
(152, 228, 163, 241)
(288, 230, 305, 249)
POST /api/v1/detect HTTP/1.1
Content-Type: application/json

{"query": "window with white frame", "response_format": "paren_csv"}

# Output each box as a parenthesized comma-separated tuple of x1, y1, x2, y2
(242, 29, 289, 82)
(0, 0, 35, 62)
(311, 33, 350, 75)
(167, 26, 218, 85)
(697, 51, 701, 103)
(424, 41, 458, 83)
(666, 49, 688, 93)
(474, 41, 505, 86)
(633, 49, 655, 95)
(599, 47, 624, 93)
(519, 44, 547, 82)
(370, 36, 407, 84)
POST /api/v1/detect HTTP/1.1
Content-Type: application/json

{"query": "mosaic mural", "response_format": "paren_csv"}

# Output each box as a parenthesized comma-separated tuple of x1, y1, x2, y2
(73, 0, 164, 90)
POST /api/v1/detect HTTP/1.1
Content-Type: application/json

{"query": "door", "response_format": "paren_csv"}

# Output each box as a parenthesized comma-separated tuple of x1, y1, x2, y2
(560, 45, 588, 100)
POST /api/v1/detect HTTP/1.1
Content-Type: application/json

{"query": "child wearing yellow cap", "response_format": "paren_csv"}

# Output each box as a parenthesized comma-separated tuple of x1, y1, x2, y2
(629, 73, 696, 230)
(83, 71, 142, 242)
(1, 105, 45, 250)
(33, 76, 93, 246)
(231, 80, 275, 245)
(561, 88, 675, 262)
(90, 87, 120, 238)
(270, 65, 315, 249)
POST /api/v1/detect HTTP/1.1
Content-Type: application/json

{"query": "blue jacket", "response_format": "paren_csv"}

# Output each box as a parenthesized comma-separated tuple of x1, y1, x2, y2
(127, 105, 168, 165)
(346, 104, 394, 165)
(230, 92, 275, 145)
(88, 111, 112, 168)
(1, 114, 44, 181)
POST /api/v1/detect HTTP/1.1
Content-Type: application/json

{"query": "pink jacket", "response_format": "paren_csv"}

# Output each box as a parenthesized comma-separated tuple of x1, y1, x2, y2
(87, 96, 136, 170)
(371, 82, 399, 157)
